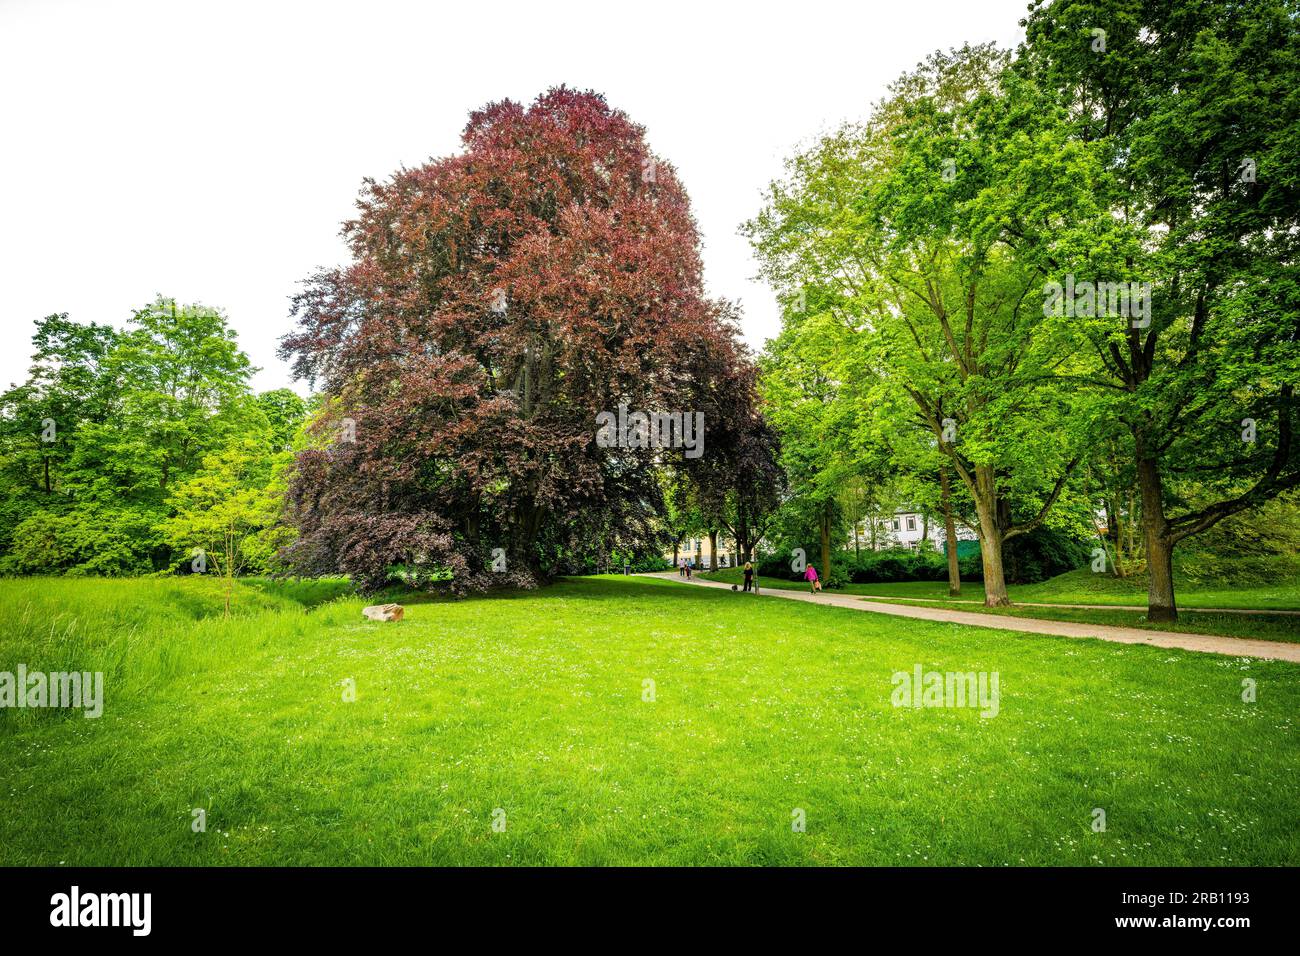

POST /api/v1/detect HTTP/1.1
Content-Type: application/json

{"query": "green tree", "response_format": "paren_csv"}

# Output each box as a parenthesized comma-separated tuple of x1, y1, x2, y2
(255, 388, 309, 451)
(748, 45, 1099, 605)
(157, 437, 290, 615)
(0, 315, 120, 551)
(70, 297, 253, 508)
(759, 310, 877, 586)
(0, 299, 269, 575)
(1017, 0, 1300, 620)
(660, 471, 706, 567)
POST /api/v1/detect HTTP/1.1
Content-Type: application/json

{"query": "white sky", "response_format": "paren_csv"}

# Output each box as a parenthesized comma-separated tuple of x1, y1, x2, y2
(0, 0, 1027, 393)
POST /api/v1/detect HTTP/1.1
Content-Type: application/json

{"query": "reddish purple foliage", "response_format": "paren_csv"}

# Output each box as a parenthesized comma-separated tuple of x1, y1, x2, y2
(279, 88, 746, 591)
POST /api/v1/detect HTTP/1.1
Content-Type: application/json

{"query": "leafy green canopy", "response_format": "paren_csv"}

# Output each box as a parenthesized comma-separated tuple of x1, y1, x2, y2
(0, 299, 306, 576)
(747, 45, 1106, 600)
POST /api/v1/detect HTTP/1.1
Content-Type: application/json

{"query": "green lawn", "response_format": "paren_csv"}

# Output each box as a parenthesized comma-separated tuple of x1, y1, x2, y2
(854, 598, 1300, 643)
(1, 574, 1298, 865)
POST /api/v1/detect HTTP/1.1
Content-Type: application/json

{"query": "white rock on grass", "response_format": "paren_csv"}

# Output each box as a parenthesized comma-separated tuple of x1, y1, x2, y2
(362, 603, 404, 622)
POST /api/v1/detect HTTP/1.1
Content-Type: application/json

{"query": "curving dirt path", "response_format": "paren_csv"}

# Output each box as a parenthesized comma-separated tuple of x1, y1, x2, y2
(642, 572, 1300, 663)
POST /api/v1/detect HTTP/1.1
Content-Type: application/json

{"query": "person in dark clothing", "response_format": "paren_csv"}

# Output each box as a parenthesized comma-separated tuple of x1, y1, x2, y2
(742, 561, 755, 592)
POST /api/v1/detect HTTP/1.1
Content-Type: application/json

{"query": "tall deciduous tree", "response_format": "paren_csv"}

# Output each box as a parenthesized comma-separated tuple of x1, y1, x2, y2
(758, 309, 871, 586)
(73, 297, 254, 506)
(280, 88, 737, 591)
(1017, 0, 1300, 620)
(748, 46, 1097, 605)
(0, 314, 119, 550)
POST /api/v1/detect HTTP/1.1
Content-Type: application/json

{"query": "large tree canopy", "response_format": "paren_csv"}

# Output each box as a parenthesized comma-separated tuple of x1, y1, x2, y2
(1015, 0, 1300, 619)
(280, 87, 744, 590)
(747, 45, 1101, 605)
(750, 6, 1299, 617)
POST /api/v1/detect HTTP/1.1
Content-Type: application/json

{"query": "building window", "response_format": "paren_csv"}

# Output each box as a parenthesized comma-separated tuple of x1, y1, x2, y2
(906, 516, 916, 531)
(891, 519, 899, 531)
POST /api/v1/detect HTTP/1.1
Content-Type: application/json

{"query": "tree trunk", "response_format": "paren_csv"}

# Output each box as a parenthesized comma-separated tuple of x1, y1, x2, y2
(1127, 490, 1138, 565)
(708, 529, 718, 572)
(734, 504, 750, 570)
(502, 497, 550, 580)
(819, 502, 832, 584)
(1108, 497, 1128, 578)
(940, 466, 961, 597)
(973, 465, 1010, 606)
(224, 529, 234, 619)
(1136, 453, 1177, 622)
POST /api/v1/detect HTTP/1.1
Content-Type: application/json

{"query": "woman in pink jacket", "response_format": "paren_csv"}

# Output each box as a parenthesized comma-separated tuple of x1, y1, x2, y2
(804, 564, 820, 593)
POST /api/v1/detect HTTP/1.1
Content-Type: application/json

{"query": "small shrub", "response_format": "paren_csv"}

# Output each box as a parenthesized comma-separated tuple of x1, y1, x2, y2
(565, 552, 671, 575)
(823, 565, 851, 590)
(959, 552, 985, 581)
(757, 547, 815, 581)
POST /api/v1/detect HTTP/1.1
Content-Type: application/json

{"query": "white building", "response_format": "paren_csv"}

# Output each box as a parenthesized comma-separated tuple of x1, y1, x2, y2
(668, 536, 736, 569)
(856, 509, 978, 552)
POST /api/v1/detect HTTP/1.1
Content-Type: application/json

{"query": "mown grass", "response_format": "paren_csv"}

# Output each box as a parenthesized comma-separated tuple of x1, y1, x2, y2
(852, 598, 1300, 643)
(1, 574, 1298, 865)
(1016, 563, 1300, 610)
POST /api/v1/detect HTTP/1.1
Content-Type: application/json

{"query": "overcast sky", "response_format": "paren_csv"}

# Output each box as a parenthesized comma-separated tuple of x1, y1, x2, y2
(0, 0, 1027, 393)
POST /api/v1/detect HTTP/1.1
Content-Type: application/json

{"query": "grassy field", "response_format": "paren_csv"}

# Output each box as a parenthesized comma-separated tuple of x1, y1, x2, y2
(2, 574, 1298, 866)
(697, 566, 1300, 642)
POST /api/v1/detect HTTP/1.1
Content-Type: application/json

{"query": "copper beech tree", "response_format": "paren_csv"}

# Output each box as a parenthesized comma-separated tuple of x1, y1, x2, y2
(279, 88, 746, 591)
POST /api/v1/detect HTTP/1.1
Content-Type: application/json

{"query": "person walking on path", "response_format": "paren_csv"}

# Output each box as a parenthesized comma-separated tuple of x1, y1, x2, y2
(804, 563, 821, 594)
(743, 561, 755, 592)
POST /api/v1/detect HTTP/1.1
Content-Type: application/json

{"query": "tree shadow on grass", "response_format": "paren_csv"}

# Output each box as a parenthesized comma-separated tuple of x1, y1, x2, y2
(241, 577, 358, 609)
(241, 573, 739, 611)
(547, 575, 740, 604)
(378, 574, 733, 608)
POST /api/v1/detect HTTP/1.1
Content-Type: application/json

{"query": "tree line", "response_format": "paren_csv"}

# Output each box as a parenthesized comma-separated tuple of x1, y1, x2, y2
(0, 301, 307, 610)
(747, 0, 1300, 622)
(2, 0, 1296, 627)
(0, 91, 782, 599)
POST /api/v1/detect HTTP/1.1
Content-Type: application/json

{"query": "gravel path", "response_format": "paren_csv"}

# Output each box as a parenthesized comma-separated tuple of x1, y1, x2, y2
(643, 573, 1300, 663)
(856, 595, 1300, 616)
